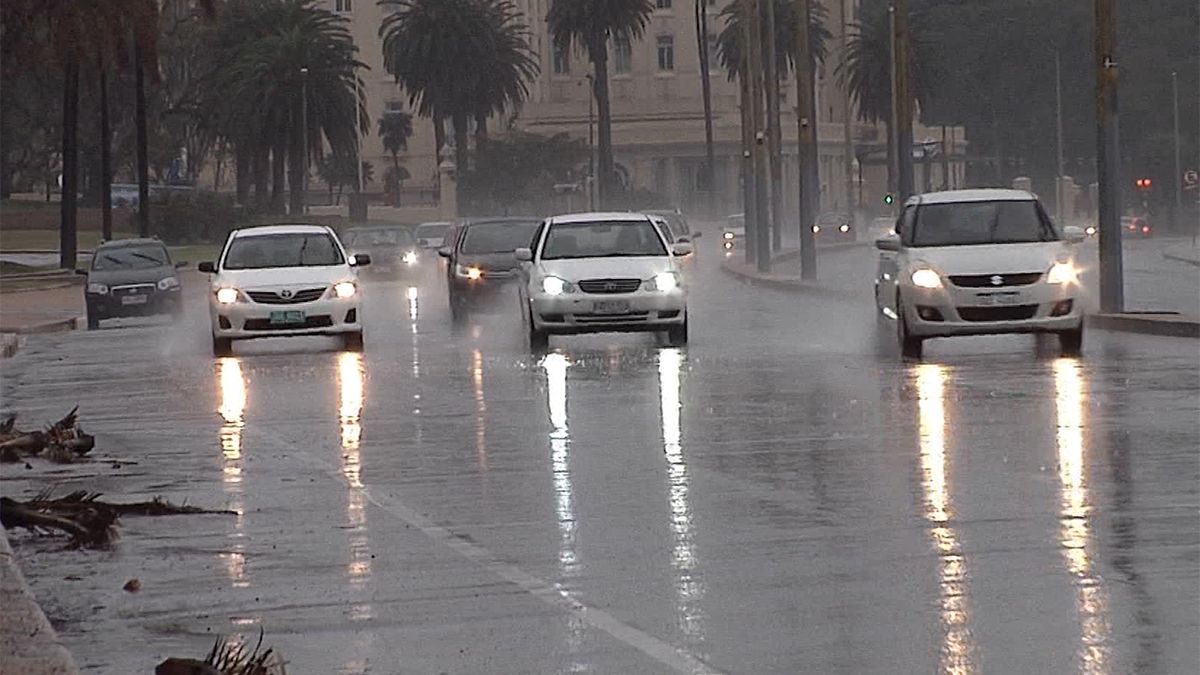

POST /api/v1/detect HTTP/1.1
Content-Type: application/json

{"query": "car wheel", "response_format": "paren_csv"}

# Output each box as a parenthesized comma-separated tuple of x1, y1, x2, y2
(212, 336, 233, 357)
(342, 331, 365, 352)
(665, 315, 688, 347)
(86, 310, 101, 330)
(449, 294, 467, 324)
(896, 301, 923, 359)
(1058, 323, 1083, 356)
(528, 312, 549, 352)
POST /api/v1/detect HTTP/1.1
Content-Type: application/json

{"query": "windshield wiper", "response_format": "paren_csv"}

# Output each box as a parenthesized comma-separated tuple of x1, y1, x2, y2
(129, 251, 165, 264)
(101, 254, 126, 266)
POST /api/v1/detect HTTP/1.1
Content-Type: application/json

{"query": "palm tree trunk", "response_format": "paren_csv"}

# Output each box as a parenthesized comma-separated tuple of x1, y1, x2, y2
(452, 112, 469, 175)
(288, 123, 304, 215)
(271, 134, 286, 214)
(591, 41, 613, 208)
(0, 76, 12, 199)
(392, 154, 401, 207)
(433, 112, 445, 167)
(696, 0, 716, 217)
(235, 143, 251, 205)
(134, 51, 151, 237)
(474, 112, 488, 148)
(99, 64, 113, 242)
(60, 62, 80, 271)
(253, 142, 269, 211)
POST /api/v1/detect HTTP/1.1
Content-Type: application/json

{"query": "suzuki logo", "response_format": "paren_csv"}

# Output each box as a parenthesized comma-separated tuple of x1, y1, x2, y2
(279, 289, 294, 298)
(989, 275, 1004, 286)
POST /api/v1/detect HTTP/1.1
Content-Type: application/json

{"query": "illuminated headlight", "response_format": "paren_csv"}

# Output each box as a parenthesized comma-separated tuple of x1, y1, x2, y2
(723, 231, 735, 240)
(541, 276, 571, 296)
(839, 224, 850, 233)
(1046, 262, 1078, 285)
(86, 283, 109, 295)
(1084, 226, 1097, 236)
(649, 271, 679, 292)
(334, 281, 358, 298)
(402, 251, 418, 265)
(723, 241, 733, 249)
(455, 264, 482, 280)
(215, 287, 240, 304)
(157, 276, 180, 291)
(812, 225, 821, 233)
(910, 268, 943, 289)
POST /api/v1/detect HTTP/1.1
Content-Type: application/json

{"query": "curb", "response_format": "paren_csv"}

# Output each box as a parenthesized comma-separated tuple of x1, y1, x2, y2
(1, 281, 79, 294)
(1162, 250, 1200, 267)
(719, 242, 866, 296)
(1087, 313, 1200, 338)
(0, 334, 17, 358)
(0, 531, 81, 675)
(13, 316, 82, 336)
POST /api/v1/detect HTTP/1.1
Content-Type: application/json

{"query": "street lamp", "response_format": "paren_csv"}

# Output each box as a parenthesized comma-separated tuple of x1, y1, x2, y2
(300, 67, 309, 215)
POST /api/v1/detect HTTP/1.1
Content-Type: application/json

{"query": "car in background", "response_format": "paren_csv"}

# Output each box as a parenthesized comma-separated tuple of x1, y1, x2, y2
(874, 189, 1086, 359)
(415, 221, 452, 250)
(517, 212, 691, 350)
(647, 214, 696, 268)
(440, 217, 542, 322)
(77, 238, 185, 330)
(813, 212, 854, 241)
(1121, 215, 1152, 238)
(866, 216, 897, 242)
(645, 209, 700, 244)
(199, 224, 370, 356)
(342, 225, 419, 278)
(721, 213, 746, 253)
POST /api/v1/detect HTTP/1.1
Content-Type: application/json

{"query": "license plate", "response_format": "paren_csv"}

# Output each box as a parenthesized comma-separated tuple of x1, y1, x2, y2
(120, 294, 148, 305)
(976, 292, 1021, 306)
(269, 310, 306, 325)
(593, 300, 630, 315)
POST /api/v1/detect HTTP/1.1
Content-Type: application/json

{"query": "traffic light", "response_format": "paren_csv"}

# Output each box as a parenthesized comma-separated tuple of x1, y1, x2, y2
(1134, 178, 1152, 190)
(883, 193, 895, 205)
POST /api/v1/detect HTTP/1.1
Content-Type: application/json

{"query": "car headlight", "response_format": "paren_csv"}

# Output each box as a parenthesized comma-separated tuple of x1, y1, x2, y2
(541, 276, 572, 296)
(334, 281, 358, 298)
(403, 251, 418, 265)
(215, 287, 240, 304)
(455, 264, 482, 280)
(910, 268, 943, 289)
(1084, 226, 1097, 236)
(1046, 262, 1078, 285)
(157, 276, 180, 291)
(723, 231, 735, 240)
(812, 225, 821, 233)
(86, 283, 109, 295)
(649, 271, 679, 292)
(839, 224, 850, 233)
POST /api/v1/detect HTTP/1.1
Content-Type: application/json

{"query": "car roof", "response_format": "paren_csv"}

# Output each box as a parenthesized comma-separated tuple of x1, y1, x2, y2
(345, 224, 410, 231)
(416, 221, 452, 227)
(231, 224, 332, 238)
(462, 217, 540, 226)
(550, 211, 651, 224)
(907, 189, 1036, 206)
(96, 237, 164, 249)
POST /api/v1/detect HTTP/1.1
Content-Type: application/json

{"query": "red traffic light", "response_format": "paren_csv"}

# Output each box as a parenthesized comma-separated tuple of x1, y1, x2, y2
(1135, 178, 1153, 189)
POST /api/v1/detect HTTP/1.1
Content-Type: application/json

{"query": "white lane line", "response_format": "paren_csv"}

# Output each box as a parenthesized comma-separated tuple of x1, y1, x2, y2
(255, 427, 722, 675)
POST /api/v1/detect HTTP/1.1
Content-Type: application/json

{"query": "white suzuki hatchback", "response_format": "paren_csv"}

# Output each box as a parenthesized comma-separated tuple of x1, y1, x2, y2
(200, 224, 370, 356)
(516, 212, 691, 350)
(875, 189, 1086, 358)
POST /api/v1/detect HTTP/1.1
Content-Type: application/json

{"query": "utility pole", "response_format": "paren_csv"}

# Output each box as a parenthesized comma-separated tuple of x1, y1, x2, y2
(748, 0, 771, 272)
(1172, 70, 1182, 231)
(1055, 51, 1066, 225)
(764, 0, 783, 253)
(354, 73, 364, 194)
(1095, 0, 1123, 312)
(696, 0, 716, 219)
(841, 0, 856, 227)
(795, 0, 818, 279)
(587, 74, 596, 211)
(893, 0, 914, 202)
(134, 45, 150, 237)
(739, 0, 758, 267)
(301, 67, 310, 216)
(887, 6, 898, 195)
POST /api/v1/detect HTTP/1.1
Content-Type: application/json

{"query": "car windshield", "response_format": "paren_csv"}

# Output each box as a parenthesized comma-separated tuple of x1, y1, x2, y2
(92, 245, 170, 270)
(460, 221, 540, 254)
(541, 220, 667, 260)
(416, 223, 448, 239)
(345, 229, 414, 248)
(909, 200, 1057, 247)
(223, 233, 344, 269)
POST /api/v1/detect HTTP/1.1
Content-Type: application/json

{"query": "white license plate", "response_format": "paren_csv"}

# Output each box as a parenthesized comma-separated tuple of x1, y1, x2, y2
(976, 292, 1021, 306)
(593, 300, 630, 315)
(121, 295, 148, 305)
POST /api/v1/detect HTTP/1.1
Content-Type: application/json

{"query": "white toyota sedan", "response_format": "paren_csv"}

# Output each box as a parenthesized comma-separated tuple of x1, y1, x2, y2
(874, 189, 1086, 358)
(199, 224, 370, 356)
(517, 212, 692, 350)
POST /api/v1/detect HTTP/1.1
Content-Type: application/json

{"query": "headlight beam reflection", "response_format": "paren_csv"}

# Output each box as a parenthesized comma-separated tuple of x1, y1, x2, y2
(337, 352, 373, 622)
(216, 358, 248, 588)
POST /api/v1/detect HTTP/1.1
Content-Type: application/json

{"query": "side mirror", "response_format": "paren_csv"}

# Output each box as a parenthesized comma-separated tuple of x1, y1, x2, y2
(417, 238, 429, 248)
(675, 236, 691, 244)
(671, 242, 694, 257)
(175, 261, 188, 269)
(75, 268, 89, 276)
(437, 246, 452, 258)
(514, 247, 533, 262)
(1062, 225, 1086, 244)
(197, 261, 216, 273)
(350, 253, 372, 267)
(875, 235, 901, 252)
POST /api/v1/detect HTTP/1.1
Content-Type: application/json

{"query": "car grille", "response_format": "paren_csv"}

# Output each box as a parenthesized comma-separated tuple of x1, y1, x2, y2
(956, 305, 1039, 322)
(948, 272, 1043, 288)
(242, 315, 333, 331)
(111, 283, 155, 295)
(578, 278, 641, 294)
(246, 287, 327, 304)
(574, 312, 650, 323)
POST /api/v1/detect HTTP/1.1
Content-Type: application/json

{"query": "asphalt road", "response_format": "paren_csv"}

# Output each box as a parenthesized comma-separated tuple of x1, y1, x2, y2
(2, 237, 1198, 674)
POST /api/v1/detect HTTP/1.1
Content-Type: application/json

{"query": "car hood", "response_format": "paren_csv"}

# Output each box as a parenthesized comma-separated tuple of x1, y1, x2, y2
(88, 266, 175, 285)
(907, 242, 1070, 275)
(538, 257, 674, 281)
(213, 265, 354, 289)
(457, 252, 522, 271)
(348, 244, 412, 257)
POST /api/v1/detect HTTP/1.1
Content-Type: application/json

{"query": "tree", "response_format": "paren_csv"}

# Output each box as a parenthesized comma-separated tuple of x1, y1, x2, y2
(378, 109, 413, 205)
(716, 0, 831, 81)
(318, 153, 373, 204)
(381, 0, 538, 176)
(546, 0, 653, 209)
(458, 131, 587, 214)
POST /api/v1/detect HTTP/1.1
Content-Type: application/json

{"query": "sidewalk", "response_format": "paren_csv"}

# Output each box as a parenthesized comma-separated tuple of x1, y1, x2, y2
(1163, 242, 1200, 267)
(0, 283, 84, 335)
(1, 531, 80, 674)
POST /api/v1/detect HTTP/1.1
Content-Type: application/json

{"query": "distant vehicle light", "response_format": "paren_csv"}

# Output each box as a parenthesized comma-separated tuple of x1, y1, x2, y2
(466, 267, 482, 280)
(812, 225, 821, 233)
(402, 251, 419, 265)
(1142, 226, 1151, 234)
(1084, 226, 1097, 236)
(839, 224, 850, 233)
(723, 231, 735, 240)
(723, 241, 733, 249)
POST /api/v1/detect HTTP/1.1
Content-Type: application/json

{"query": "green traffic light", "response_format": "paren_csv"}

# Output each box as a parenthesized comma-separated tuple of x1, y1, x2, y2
(883, 193, 894, 205)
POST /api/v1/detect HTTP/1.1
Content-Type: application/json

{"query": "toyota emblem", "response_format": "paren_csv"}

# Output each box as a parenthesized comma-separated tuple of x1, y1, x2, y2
(989, 275, 1004, 286)
(279, 289, 294, 298)
(604, 282, 618, 292)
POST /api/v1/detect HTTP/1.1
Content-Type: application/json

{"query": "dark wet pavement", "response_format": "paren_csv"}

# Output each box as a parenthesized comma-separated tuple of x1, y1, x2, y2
(2, 236, 1198, 674)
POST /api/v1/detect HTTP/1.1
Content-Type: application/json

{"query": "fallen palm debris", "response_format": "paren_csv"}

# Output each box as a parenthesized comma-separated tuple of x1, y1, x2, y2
(0, 407, 95, 463)
(157, 630, 287, 675)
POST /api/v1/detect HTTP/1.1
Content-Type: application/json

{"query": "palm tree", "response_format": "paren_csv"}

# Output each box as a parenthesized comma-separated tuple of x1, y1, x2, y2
(378, 110, 413, 205)
(546, 0, 652, 209)
(715, 0, 830, 81)
(381, 0, 537, 176)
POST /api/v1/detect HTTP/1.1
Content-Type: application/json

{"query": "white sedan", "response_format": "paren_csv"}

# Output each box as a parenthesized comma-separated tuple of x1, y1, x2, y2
(874, 189, 1086, 358)
(517, 212, 692, 349)
(200, 224, 370, 356)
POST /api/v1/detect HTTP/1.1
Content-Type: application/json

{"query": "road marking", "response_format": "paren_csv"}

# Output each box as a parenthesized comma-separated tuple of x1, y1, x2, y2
(256, 428, 722, 675)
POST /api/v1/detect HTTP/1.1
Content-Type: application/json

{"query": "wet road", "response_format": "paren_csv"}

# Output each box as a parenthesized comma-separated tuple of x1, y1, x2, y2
(2, 237, 1198, 674)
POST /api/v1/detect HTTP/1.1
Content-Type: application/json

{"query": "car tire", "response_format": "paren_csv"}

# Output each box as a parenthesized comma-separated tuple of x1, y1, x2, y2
(1058, 324, 1083, 356)
(342, 331, 365, 352)
(896, 302, 923, 359)
(86, 310, 101, 330)
(449, 294, 467, 324)
(665, 316, 688, 347)
(212, 336, 233, 357)
(528, 312, 549, 352)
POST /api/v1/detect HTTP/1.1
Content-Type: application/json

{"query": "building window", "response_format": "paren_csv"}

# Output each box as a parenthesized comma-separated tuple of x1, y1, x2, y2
(656, 34, 674, 71)
(656, 0, 672, 8)
(552, 43, 570, 75)
(335, 0, 352, 12)
(613, 35, 632, 74)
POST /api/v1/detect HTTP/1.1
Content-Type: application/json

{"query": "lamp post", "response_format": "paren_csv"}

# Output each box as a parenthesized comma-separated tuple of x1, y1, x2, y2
(300, 67, 309, 215)
(586, 74, 595, 211)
